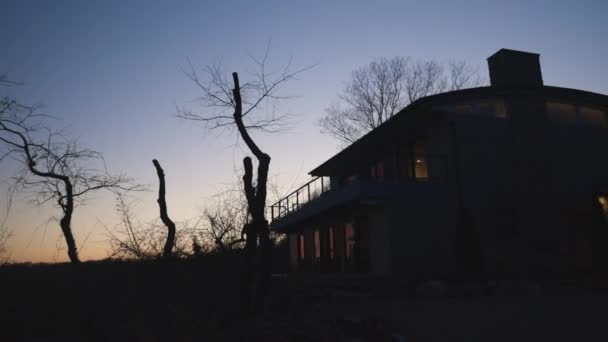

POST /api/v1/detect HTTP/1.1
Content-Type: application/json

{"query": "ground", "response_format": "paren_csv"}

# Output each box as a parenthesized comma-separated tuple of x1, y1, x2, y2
(0, 257, 603, 341)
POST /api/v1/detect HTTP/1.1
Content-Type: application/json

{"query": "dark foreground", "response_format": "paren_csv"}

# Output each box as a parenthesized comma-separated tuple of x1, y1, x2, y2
(0, 257, 604, 341)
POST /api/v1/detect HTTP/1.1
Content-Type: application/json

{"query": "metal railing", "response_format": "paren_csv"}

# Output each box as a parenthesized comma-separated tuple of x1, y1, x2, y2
(270, 176, 331, 221)
(268, 154, 451, 222)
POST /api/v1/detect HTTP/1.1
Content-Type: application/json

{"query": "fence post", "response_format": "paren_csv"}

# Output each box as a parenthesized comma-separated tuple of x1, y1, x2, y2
(308, 182, 311, 202)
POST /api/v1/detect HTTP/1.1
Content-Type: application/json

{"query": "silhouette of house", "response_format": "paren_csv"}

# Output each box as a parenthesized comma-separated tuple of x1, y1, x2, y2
(270, 49, 608, 278)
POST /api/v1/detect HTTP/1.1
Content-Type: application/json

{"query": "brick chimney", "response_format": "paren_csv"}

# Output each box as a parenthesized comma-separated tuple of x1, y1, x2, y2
(487, 49, 543, 87)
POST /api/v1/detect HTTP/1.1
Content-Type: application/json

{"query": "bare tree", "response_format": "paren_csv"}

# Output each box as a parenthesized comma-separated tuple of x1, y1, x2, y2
(201, 183, 248, 252)
(319, 57, 482, 144)
(0, 216, 10, 264)
(106, 194, 198, 260)
(0, 88, 142, 264)
(178, 50, 309, 316)
(152, 159, 176, 259)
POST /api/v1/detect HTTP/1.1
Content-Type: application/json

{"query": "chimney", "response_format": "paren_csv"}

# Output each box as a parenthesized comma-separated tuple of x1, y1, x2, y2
(487, 49, 543, 87)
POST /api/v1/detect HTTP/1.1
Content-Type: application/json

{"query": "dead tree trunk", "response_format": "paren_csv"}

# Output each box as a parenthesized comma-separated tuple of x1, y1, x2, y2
(27, 159, 80, 264)
(153, 159, 176, 259)
(60, 180, 79, 264)
(232, 72, 272, 316)
(1, 112, 140, 264)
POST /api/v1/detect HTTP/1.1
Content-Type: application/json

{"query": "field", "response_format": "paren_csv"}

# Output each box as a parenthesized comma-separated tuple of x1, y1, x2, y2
(0, 257, 604, 341)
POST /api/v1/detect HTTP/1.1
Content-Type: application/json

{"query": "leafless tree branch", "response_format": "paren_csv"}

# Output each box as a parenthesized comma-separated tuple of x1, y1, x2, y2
(0, 81, 145, 263)
(319, 56, 482, 145)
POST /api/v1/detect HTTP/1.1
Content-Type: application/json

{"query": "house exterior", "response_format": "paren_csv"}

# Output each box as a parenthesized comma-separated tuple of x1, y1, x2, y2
(270, 49, 608, 279)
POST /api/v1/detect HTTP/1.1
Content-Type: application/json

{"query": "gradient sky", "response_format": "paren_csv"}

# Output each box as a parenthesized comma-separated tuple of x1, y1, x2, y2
(1, 0, 606, 262)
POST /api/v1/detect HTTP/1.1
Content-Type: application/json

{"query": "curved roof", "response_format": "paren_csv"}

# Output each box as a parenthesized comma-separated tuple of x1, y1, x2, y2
(309, 85, 608, 176)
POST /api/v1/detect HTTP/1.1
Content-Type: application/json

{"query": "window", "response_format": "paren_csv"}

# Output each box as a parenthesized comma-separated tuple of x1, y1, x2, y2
(370, 161, 384, 180)
(345, 223, 355, 260)
(477, 99, 507, 118)
(546, 102, 578, 124)
(433, 99, 507, 118)
(298, 233, 305, 260)
(314, 229, 320, 260)
(579, 106, 607, 127)
(598, 195, 608, 222)
(547, 101, 608, 127)
(454, 104, 473, 113)
(413, 142, 429, 179)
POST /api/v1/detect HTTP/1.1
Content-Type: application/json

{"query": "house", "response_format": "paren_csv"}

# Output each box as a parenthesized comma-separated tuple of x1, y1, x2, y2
(269, 49, 608, 279)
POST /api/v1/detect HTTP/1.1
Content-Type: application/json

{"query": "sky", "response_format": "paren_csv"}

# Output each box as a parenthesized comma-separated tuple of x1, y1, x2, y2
(1, 0, 607, 263)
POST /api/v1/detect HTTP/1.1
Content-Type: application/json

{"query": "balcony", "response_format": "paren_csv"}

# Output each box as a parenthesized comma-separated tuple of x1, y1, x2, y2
(269, 155, 452, 233)
(269, 175, 332, 222)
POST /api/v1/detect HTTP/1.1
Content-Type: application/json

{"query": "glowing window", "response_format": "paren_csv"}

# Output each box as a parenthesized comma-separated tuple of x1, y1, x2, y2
(598, 195, 608, 222)
(579, 106, 607, 127)
(477, 99, 507, 118)
(413, 142, 429, 179)
(314, 229, 320, 259)
(547, 102, 577, 124)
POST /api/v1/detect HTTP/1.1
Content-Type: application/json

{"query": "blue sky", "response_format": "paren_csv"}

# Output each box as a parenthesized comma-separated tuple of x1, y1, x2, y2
(1, 0, 606, 262)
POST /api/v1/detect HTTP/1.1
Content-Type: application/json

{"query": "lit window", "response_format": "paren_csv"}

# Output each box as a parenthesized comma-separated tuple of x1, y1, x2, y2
(477, 99, 507, 118)
(547, 102, 577, 124)
(413, 142, 429, 179)
(314, 229, 320, 260)
(579, 106, 607, 127)
(598, 195, 608, 222)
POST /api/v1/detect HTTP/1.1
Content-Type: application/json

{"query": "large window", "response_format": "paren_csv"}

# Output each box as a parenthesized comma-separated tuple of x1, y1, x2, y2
(547, 101, 607, 128)
(433, 99, 507, 118)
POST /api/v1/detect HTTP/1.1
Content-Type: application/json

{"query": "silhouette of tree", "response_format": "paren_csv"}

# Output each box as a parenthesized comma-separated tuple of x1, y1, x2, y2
(152, 159, 176, 259)
(319, 57, 482, 144)
(0, 222, 10, 264)
(106, 194, 198, 260)
(178, 49, 310, 316)
(0, 178, 14, 264)
(202, 189, 246, 252)
(0, 81, 142, 264)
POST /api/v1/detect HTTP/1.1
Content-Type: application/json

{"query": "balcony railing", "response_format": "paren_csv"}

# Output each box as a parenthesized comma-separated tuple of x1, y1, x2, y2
(270, 176, 331, 221)
(268, 154, 450, 223)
